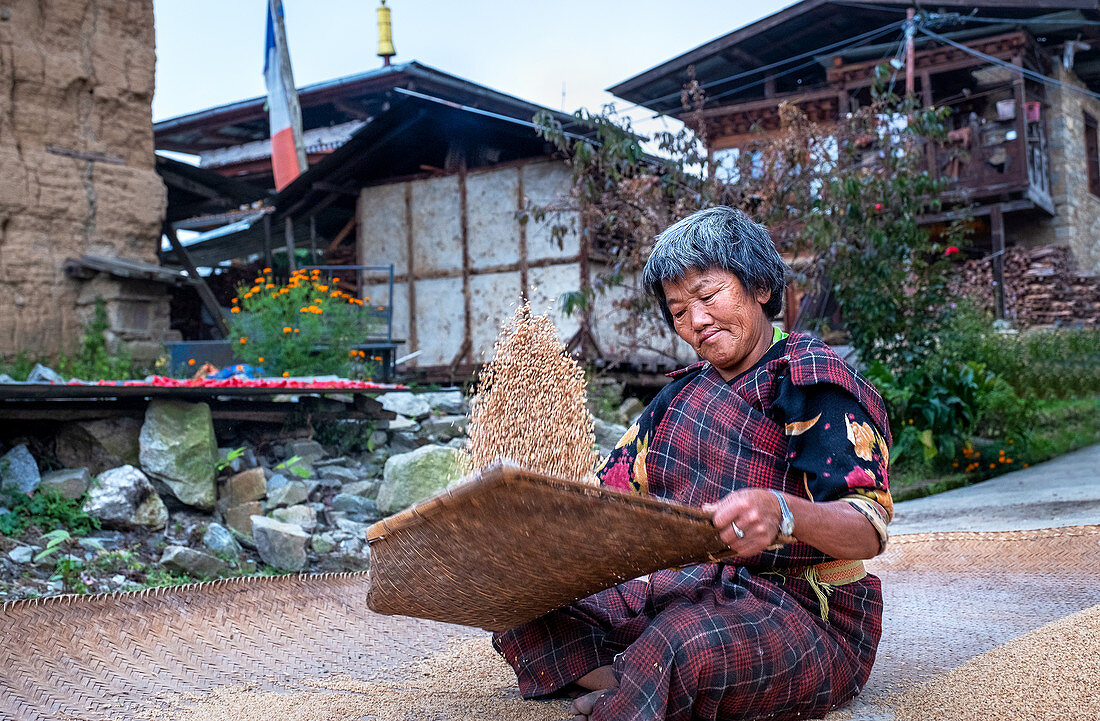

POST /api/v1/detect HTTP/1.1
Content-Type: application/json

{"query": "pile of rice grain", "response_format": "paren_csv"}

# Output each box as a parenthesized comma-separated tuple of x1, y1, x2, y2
(142, 637, 568, 721)
(466, 301, 597, 482)
(887, 602, 1100, 721)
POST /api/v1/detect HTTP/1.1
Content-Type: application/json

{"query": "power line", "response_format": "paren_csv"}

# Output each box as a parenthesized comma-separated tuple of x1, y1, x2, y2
(919, 27, 1100, 104)
(631, 19, 906, 111)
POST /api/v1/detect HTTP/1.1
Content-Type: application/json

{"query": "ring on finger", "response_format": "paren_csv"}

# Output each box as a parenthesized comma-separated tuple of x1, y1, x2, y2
(730, 521, 744, 539)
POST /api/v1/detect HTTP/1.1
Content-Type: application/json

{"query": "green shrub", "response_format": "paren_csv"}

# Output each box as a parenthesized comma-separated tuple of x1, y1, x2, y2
(227, 268, 376, 378)
(936, 303, 1100, 399)
(0, 488, 99, 537)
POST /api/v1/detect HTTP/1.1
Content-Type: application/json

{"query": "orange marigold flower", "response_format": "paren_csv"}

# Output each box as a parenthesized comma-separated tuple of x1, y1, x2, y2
(258, 357, 264, 362)
(282, 371, 290, 377)
(254, 277, 264, 283)
(299, 307, 310, 313)
(293, 328, 300, 333)
(332, 277, 340, 282)
(265, 284, 275, 289)
(282, 326, 292, 333)
(239, 337, 247, 344)
(318, 285, 328, 292)
(263, 268, 272, 273)
(231, 307, 240, 313)
(188, 358, 196, 366)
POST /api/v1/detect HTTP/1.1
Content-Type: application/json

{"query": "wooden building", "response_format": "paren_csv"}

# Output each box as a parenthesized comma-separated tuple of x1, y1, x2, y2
(154, 65, 690, 379)
(610, 1, 1100, 325)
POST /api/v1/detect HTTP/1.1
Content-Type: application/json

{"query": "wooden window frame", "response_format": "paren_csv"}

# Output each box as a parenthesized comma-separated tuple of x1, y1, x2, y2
(1085, 112, 1100, 197)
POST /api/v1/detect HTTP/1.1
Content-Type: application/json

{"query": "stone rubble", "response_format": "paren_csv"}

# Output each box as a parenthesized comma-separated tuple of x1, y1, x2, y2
(0, 386, 646, 601)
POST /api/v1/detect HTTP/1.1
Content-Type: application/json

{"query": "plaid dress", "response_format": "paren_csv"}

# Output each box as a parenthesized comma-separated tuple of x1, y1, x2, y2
(494, 332, 892, 721)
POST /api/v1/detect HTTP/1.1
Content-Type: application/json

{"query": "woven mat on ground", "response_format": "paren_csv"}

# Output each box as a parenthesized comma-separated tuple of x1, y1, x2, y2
(2, 526, 1097, 720)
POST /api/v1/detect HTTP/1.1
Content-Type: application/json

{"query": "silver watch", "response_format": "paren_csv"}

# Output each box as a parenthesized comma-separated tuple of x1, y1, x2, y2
(770, 490, 795, 537)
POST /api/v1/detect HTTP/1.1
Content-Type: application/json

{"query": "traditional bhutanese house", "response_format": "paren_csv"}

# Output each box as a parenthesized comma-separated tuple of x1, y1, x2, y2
(155, 64, 686, 380)
(609, 0, 1100, 328)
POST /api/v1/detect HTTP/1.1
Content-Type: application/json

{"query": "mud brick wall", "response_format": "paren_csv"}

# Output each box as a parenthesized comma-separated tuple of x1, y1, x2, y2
(0, 0, 168, 363)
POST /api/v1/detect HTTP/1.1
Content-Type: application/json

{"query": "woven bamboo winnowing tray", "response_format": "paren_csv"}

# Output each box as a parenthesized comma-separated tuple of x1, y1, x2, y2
(366, 462, 731, 631)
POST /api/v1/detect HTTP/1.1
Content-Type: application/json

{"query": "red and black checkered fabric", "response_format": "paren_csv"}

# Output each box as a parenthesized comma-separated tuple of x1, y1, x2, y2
(494, 332, 888, 720)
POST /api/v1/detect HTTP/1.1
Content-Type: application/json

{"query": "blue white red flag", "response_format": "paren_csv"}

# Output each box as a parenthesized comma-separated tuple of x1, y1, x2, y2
(264, 0, 305, 190)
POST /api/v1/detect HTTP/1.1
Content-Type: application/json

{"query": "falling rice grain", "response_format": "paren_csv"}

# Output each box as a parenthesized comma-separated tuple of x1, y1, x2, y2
(466, 300, 597, 483)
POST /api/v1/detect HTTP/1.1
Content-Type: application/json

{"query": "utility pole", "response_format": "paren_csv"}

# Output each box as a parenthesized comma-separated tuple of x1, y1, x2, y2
(905, 8, 916, 97)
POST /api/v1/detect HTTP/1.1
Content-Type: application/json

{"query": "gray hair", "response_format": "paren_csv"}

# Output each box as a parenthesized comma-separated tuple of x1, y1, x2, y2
(642, 206, 787, 328)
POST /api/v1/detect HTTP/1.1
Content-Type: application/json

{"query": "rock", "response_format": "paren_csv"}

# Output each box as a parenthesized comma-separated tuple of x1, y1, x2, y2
(420, 415, 468, 442)
(272, 504, 316, 531)
(0, 373, 16, 383)
(27, 363, 65, 384)
(376, 392, 431, 420)
(265, 473, 291, 495)
(139, 400, 218, 510)
(311, 533, 336, 554)
(55, 418, 142, 476)
(447, 438, 468, 450)
(389, 430, 426, 453)
(39, 468, 90, 499)
(285, 439, 325, 465)
(618, 397, 646, 424)
(377, 445, 467, 515)
(78, 532, 124, 551)
(317, 465, 360, 484)
(251, 516, 308, 571)
(265, 480, 308, 509)
(419, 390, 466, 415)
(217, 446, 257, 474)
(592, 417, 629, 453)
(0, 444, 41, 494)
(82, 465, 168, 530)
(203, 523, 241, 557)
(335, 517, 370, 539)
(224, 501, 264, 538)
(160, 545, 226, 578)
(341, 479, 379, 498)
(8, 546, 35, 564)
(339, 538, 365, 556)
(314, 456, 350, 468)
(221, 468, 266, 506)
(332, 494, 378, 519)
(385, 415, 420, 432)
(368, 429, 389, 448)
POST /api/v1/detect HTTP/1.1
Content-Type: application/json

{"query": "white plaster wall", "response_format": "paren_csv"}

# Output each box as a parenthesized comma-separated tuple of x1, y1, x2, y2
(410, 175, 462, 276)
(414, 276, 466, 366)
(527, 264, 582, 345)
(523, 161, 580, 261)
(588, 267, 696, 368)
(358, 183, 408, 275)
(362, 280, 409, 346)
(469, 271, 524, 364)
(467, 166, 521, 269)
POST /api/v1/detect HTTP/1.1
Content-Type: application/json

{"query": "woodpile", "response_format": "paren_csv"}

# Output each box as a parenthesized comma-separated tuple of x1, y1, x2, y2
(948, 245, 1100, 328)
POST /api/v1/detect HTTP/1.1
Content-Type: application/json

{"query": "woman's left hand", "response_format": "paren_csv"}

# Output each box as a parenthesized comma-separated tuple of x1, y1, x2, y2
(702, 489, 783, 557)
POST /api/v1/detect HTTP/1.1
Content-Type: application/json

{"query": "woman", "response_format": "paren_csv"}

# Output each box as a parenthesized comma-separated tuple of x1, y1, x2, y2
(494, 207, 893, 721)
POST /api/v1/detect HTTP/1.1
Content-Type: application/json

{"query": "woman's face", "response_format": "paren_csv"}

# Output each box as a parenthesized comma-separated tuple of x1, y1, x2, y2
(663, 267, 773, 381)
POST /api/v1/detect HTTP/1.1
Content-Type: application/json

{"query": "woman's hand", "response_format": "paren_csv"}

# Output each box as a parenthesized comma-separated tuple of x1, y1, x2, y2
(702, 489, 783, 558)
(704, 490, 885, 561)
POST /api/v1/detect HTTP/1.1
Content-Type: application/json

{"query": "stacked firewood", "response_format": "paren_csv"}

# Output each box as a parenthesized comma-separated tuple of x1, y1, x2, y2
(948, 245, 1100, 328)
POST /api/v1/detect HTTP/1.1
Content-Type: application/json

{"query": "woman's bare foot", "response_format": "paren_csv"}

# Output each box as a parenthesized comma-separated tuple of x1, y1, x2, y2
(569, 688, 610, 720)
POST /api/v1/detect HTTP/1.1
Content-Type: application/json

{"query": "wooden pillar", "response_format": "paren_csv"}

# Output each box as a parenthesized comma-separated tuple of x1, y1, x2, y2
(404, 183, 417, 365)
(990, 204, 1006, 320)
(452, 160, 473, 368)
(309, 215, 318, 265)
(905, 8, 915, 97)
(262, 214, 274, 270)
(517, 164, 529, 300)
(1012, 54, 1028, 186)
(164, 226, 229, 338)
(284, 218, 296, 272)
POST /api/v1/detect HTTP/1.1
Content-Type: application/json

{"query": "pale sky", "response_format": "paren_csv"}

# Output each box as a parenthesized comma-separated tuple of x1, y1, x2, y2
(153, 0, 797, 141)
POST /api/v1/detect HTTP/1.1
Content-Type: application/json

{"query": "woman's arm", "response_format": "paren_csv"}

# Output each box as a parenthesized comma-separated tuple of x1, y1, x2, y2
(703, 489, 882, 560)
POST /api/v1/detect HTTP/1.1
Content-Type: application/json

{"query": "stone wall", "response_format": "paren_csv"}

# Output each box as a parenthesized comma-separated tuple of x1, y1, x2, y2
(1023, 63, 1100, 274)
(0, 0, 168, 363)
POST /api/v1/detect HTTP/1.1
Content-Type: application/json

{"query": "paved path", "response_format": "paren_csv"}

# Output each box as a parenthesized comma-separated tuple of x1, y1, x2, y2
(889, 443, 1100, 535)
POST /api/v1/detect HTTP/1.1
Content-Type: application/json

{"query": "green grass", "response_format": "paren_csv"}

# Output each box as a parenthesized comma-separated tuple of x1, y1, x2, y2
(890, 396, 1100, 502)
